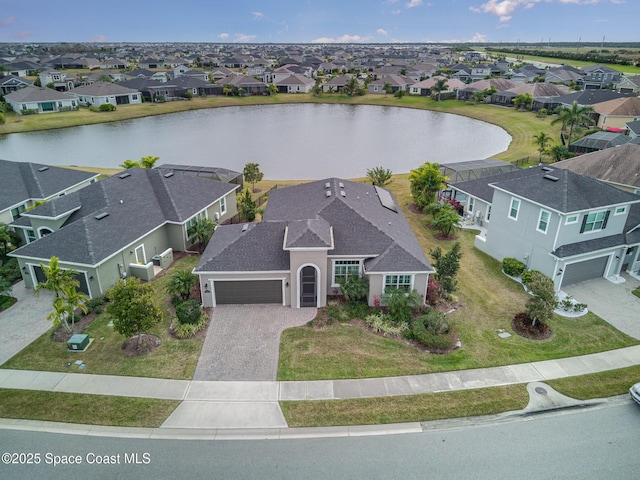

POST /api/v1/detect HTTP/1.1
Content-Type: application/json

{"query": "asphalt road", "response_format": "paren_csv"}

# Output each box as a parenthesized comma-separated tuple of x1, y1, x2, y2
(1, 400, 639, 480)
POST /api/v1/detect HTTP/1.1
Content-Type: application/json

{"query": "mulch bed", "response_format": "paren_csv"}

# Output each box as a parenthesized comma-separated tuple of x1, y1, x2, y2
(408, 203, 422, 214)
(121, 334, 161, 357)
(50, 313, 99, 343)
(511, 313, 552, 340)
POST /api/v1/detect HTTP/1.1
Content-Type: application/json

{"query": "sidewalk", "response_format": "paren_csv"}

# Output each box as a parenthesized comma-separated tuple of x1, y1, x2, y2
(1, 345, 639, 430)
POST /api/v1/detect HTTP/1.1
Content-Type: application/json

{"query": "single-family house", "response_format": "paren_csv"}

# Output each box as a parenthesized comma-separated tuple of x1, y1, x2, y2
(368, 75, 412, 94)
(577, 65, 622, 90)
(38, 71, 76, 91)
(545, 66, 584, 85)
(195, 178, 434, 308)
(591, 96, 640, 130)
(627, 120, 640, 139)
(275, 74, 315, 93)
(70, 82, 142, 107)
(10, 168, 240, 299)
(322, 75, 356, 93)
(616, 75, 640, 95)
(553, 143, 640, 195)
(470, 65, 492, 81)
(4, 86, 78, 115)
(219, 75, 268, 95)
(490, 82, 569, 107)
(0, 74, 32, 95)
(408, 77, 464, 97)
(447, 166, 640, 290)
(0, 159, 99, 245)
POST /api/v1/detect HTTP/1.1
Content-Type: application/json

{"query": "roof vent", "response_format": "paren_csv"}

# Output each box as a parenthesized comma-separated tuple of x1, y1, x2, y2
(164, 172, 174, 178)
(543, 175, 559, 182)
(119, 173, 131, 179)
(242, 224, 249, 232)
(340, 190, 346, 197)
(541, 166, 554, 172)
(94, 212, 109, 220)
(325, 190, 332, 197)
(325, 182, 331, 189)
(339, 182, 344, 188)
(38, 166, 49, 172)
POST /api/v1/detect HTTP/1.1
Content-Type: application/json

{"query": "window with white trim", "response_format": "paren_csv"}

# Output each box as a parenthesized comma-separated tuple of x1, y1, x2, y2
(468, 197, 474, 213)
(10, 204, 26, 221)
(185, 211, 207, 239)
(26, 229, 36, 243)
(333, 260, 361, 285)
(614, 206, 626, 215)
(486, 205, 491, 222)
(537, 210, 550, 234)
(565, 215, 578, 225)
(220, 196, 227, 215)
(581, 210, 608, 233)
(508, 198, 520, 220)
(384, 274, 412, 293)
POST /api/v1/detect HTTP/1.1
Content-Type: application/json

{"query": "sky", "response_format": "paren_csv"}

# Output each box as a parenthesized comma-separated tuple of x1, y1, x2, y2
(0, 0, 636, 44)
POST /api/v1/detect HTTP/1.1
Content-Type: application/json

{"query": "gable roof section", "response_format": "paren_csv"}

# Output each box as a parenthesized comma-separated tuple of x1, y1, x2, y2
(4, 86, 76, 102)
(70, 81, 140, 96)
(11, 168, 237, 266)
(0, 159, 97, 212)
(284, 218, 333, 249)
(592, 96, 640, 116)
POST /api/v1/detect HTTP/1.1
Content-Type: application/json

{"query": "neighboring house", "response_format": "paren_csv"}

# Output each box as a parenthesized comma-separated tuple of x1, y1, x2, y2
(69, 82, 142, 106)
(219, 75, 268, 95)
(368, 74, 412, 94)
(4, 86, 78, 114)
(577, 65, 622, 90)
(195, 178, 434, 308)
(100, 58, 130, 70)
(448, 166, 640, 290)
(0, 159, 98, 245)
(10, 168, 240, 299)
(322, 74, 355, 93)
(38, 71, 76, 91)
(457, 79, 516, 101)
(545, 65, 584, 85)
(616, 75, 640, 94)
(138, 58, 164, 69)
(275, 74, 315, 93)
(591, 96, 640, 130)
(627, 120, 640, 139)
(553, 143, 640, 195)
(0, 74, 32, 95)
(408, 77, 464, 96)
(491, 82, 569, 107)
(469, 65, 491, 81)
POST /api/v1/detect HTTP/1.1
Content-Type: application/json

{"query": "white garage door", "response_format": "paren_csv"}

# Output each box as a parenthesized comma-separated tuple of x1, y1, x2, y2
(214, 280, 283, 305)
(562, 256, 608, 286)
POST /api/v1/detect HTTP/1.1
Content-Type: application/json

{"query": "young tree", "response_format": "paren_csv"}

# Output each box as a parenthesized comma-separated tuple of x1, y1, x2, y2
(106, 277, 162, 348)
(166, 269, 198, 301)
(119, 155, 159, 170)
(381, 288, 422, 324)
(429, 242, 462, 296)
(431, 203, 461, 237)
(549, 144, 574, 162)
(237, 188, 259, 222)
(366, 166, 393, 187)
(0, 222, 20, 261)
(382, 82, 393, 97)
(471, 90, 486, 105)
(393, 89, 406, 99)
(513, 93, 533, 111)
(532, 131, 552, 163)
(409, 162, 448, 211)
(35, 256, 86, 333)
(524, 271, 558, 326)
(243, 162, 264, 192)
(187, 217, 216, 253)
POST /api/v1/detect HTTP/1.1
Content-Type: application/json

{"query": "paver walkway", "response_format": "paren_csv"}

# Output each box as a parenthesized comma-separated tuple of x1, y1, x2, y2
(0, 281, 53, 366)
(193, 305, 316, 381)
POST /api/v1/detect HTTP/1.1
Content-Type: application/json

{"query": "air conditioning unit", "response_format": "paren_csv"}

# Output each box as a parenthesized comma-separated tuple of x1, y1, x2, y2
(214, 212, 220, 220)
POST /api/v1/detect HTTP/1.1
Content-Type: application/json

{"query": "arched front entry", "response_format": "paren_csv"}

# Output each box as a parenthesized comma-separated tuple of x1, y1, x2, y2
(299, 265, 318, 307)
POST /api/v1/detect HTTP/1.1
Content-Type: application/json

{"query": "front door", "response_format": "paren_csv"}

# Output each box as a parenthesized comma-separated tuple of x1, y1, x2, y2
(300, 266, 317, 307)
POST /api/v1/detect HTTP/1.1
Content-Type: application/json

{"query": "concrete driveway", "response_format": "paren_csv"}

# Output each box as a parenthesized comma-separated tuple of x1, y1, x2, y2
(562, 273, 640, 340)
(193, 304, 317, 382)
(0, 281, 54, 366)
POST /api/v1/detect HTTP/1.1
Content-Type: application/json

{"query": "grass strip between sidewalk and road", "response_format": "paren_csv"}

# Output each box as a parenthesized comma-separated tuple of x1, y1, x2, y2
(0, 389, 179, 428)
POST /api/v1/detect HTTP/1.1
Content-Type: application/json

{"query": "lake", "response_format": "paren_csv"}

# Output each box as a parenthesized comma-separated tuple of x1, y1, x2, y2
(0, 104, 511, 180)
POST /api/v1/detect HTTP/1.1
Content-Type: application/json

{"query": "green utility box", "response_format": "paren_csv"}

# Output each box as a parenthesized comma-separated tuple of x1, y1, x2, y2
(67, 334, 90, 352)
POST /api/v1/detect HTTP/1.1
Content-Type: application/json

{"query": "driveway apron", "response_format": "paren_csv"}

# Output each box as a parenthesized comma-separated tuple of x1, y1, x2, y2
(0, 281, 54, 366)
(193, 305, 317, 381)
(562, 273, 640, 340)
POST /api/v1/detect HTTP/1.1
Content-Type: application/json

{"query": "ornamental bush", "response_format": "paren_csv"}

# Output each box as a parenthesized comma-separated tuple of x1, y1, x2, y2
(176, 299, 202, 325)
(411, 310, 454, 350)
(502, 258, 525, 276)
(99, 103, 116, 112)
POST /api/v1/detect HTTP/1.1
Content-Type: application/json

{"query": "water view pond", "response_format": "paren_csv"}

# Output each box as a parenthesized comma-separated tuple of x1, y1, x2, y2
(0, 104, 511, 180)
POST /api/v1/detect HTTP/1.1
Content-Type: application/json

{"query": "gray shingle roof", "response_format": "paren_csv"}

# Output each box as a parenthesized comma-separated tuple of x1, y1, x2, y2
(4, 86, 76, 102)
(71, 81, 140, 96)
(0, 159, 97, 213)
(11, 168, 237, 266)
(552, 234, 626, 258)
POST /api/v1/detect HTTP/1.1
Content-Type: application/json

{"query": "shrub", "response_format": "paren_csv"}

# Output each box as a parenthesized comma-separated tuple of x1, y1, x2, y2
(521, 269, 542, 286)
(175, 299, 202, 325)
(573, 303, 587, 313)
(502, 258, 525, 276)
(339, 276, 368, 302)
(85, 296, 105, 315)
(381, 288, 422, 324)
(99, 103, 116, 112)
(0, 112, 4, 124)
(0, 258, 22, 284)
(411, 311, 454, 350)
(174, 321, 200, 339)
(364, 311, 409, 337)
(426, 276, 442, 306)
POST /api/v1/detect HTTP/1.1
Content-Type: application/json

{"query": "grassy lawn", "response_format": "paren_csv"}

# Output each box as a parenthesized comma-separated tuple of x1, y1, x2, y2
(1, 255, 203, 380)
(278, 179, 639, 381)
(1, 94, 558, 164)
(0, 389, 179, 428)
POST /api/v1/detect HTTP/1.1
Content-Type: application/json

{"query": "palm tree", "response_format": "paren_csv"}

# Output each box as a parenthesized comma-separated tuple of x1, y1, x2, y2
(431, 78, 448, 102)
(431, 203, 461, 237)
(187, 218, 216, 253)
(471, 90, 485, 105)
(35, 257, 84, 333)
(139, 155, 159, 169)
(551, 101, 595, 145)
(513, 93, 533, 111)
(166, 269, 198, 301)
(532, 132, 552, 163)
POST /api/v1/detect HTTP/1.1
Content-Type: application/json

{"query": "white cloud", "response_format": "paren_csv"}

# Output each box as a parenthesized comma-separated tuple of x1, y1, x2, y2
(406, 0, 423, 7)
(471, 0, 619, 23)
(234, 33, 256, 42)
(218, 33, 230, 40)
(470, 33, 488, 42)
(89, 34, 108, 42)
(0, 16, 16, 27)
(252, 11, 264, 20)
(392, 9, 402, 14)
(377, 28, 389, 36)
(311, 34, 372, 44)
